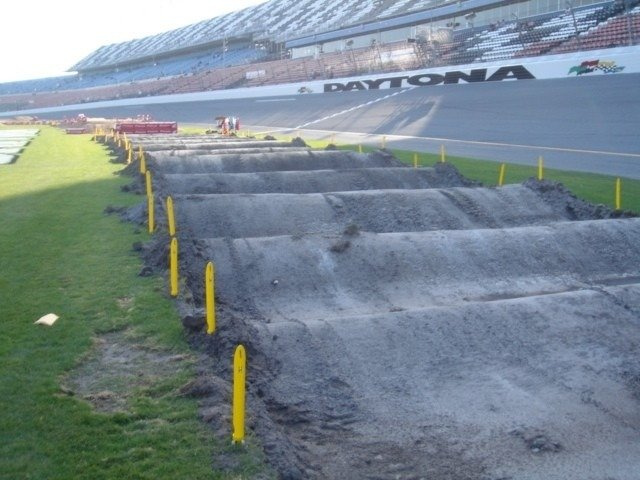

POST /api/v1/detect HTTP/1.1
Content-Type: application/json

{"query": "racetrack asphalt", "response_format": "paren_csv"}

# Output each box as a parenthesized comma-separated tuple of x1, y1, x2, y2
(31, 73, 640, 178)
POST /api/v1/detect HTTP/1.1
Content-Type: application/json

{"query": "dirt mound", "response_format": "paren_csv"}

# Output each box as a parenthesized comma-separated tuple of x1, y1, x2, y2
(524, 178, 637, 219)
(161, 165, 473, 195)
(123, 135, 640, 479)
(249, 285, 640, 479)
(151, 146, 310, 157)
(171, 185, 580, 238)
(134, 137, 295, 151)
(147, 149, 404, 174)
(182, 220, 640, 321)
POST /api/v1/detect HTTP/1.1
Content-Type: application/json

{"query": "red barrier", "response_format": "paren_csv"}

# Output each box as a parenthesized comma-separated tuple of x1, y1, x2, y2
(115, 122, 177, 134)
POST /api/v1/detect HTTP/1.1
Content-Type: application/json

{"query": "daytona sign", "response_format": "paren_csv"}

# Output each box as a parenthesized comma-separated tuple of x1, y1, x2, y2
(324, 65, 535, 92)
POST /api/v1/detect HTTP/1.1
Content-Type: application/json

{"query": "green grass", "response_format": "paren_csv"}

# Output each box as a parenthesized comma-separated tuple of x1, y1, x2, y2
(0, 126, 271, 480)
(178, 125, 210, 135)
(377, 148, 639, 213)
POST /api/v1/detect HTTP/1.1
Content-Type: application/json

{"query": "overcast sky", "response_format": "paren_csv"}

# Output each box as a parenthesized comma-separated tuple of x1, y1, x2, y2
(0, 0, 269, 83)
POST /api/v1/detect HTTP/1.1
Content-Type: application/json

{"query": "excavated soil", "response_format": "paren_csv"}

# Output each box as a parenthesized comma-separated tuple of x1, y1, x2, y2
(117, 134, 640, 480)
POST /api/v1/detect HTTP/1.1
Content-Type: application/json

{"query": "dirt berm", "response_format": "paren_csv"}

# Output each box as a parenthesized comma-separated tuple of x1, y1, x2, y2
(135, 138, 297, 151)
(125, 135, 640, 480)
(158, 167, 474, 194)
(148, 149, 404, 174)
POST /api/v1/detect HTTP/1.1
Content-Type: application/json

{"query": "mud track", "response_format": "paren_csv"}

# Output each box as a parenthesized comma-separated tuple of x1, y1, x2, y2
(126, 135, 640, 480)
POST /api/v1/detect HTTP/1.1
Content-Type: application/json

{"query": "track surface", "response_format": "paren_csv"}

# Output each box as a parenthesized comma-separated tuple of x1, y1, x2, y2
(36, 73, 640, 178)
(131, 135, 640, 479)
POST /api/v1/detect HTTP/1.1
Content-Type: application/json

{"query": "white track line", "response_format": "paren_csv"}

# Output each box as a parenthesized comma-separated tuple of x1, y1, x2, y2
(379, 132, 640, 159)
(251, 87, 638, 159)
(255, 98, 297, 102)
(294, 88, 414, 129)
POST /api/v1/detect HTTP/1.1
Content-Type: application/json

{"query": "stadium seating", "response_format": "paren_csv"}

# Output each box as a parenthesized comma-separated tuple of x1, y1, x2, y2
(0, 43, 267, 97)
(1, 0, 638, 112)
(551, 5, 640, 53)
(430, 2, 634, 64)
(513, 2, 628, 57)
(63, 0, 477, 74)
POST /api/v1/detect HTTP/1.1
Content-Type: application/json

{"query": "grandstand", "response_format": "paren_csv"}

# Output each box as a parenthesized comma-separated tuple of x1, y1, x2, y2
(0, 0, 638, 112)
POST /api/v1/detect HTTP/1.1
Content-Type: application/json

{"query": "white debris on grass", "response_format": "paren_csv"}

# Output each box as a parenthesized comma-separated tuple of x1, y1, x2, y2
(35, 313, 59, 326)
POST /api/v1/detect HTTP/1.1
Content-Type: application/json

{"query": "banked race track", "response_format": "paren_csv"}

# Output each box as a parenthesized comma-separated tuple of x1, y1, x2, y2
(121, 134, 640, 480)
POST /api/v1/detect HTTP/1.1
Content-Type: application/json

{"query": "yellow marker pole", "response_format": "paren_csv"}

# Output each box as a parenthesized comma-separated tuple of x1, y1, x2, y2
(358, 144, 362, 154)
(145, 170, 152, 197)
(232, 345, 246, 444)
(440, 144, 446, 163)
(537, 156, 544, 180)
(166, 196, 176, 236)
(126, 146, 132, 165)
(413, 152, 418, 169)
(139, 148, 146, 174)
(170, 237, 178, 297)
(498, 163, 506, 186)
(205, 262, 216, 334)
(147, 195, 155, 233)
(381, 136, 386, 149)
(615, 177, 622, 210)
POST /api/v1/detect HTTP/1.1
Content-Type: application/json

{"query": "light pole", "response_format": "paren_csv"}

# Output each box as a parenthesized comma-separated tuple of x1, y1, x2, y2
(221, 34, 228, 89)
(565, 0, 582, 48)
(222, 34, 227, 68)
(512, 13, 525, 50)
(623, 0, 635, 45)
